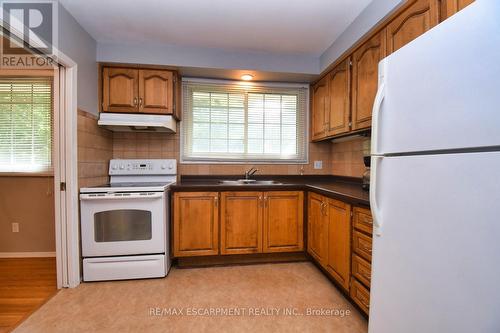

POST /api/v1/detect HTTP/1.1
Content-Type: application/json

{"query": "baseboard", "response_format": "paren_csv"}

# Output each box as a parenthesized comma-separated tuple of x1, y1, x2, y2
(0, 252, 56, 258)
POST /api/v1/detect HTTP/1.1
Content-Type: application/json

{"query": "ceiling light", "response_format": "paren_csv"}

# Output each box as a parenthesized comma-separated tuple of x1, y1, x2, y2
(241, 74, 254, 81)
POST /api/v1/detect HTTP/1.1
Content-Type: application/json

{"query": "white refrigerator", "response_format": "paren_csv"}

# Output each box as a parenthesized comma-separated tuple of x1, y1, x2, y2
(369, 1, 500, 332)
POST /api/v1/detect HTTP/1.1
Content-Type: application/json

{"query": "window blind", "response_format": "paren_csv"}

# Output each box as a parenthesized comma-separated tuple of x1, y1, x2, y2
(0, 77, 53, 172)
(182, 80, 308, 163)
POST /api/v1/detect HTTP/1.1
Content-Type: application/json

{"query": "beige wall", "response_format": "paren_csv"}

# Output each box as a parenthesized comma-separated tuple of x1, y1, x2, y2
(0, 176, 55, 253)
(77, 110, 113, 188)
(113, 128, 334, 176)
(330, 137, 367, 178)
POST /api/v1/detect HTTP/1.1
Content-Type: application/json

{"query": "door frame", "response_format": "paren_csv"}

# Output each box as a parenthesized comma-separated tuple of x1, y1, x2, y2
(2, 22, 80, 288)
(53, 53, 79, 288)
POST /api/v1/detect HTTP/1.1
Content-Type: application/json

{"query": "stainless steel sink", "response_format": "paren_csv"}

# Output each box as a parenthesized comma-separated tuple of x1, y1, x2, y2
(219, 179, 282, 185)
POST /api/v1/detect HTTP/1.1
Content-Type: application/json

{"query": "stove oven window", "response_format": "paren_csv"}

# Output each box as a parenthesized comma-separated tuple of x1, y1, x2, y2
(94, 210, 152, 242)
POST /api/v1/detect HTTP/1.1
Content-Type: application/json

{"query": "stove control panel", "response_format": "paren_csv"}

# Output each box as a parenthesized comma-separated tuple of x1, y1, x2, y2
(109, 159, 177, 175)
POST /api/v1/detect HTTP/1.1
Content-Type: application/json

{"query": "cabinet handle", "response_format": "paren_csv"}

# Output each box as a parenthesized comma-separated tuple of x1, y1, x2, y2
(133, 97, 137, 106)
(259, 196, 263, 207)
(264, 196, 268, 208)
(320, 202, 327, 216)
(139, 98, 143, 107)
(214, 196, 218, 207)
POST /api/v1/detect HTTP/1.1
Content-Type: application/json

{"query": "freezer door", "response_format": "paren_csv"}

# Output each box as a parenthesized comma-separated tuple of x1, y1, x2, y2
(372, 0, 500, 155)
(369, 152, 500, 333)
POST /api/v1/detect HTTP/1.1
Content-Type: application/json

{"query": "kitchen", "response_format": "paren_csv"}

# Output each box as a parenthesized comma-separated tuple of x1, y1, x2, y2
(0, 0, 499, 332)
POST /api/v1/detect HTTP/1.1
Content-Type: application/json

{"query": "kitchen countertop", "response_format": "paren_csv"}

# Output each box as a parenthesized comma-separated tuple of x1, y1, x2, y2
(170, 175, 370, 206)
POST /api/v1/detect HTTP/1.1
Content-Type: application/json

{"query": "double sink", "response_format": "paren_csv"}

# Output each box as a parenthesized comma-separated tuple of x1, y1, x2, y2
(218, 179, 282, 185)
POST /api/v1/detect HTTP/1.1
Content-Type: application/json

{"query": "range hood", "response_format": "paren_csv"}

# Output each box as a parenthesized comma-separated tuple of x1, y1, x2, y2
(98, 113, 177, 133)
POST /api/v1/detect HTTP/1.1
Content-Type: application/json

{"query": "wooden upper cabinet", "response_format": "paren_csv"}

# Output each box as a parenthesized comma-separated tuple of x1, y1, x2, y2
(386, 0, 440, 55)
(352, 31, 386, 131)
(263, 191, 304, 253)
(325, 198, 352, 291)
(311, 76, 329, 140)
(307, 193, 328, 266)
(102, 66, 178, 117)
(102, 67, 139, 113)
(138, 69, 174, 114)
(220, 192, 263, 255)
(327, 58, 351, 137)
(173, 192, 219, 257)
(442, 0, 474, 20)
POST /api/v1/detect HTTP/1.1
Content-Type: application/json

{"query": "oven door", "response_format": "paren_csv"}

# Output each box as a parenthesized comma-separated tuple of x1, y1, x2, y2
(80, 191, 166, 257)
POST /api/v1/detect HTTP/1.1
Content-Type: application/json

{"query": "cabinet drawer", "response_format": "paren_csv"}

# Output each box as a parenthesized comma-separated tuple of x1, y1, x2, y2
(350, 278, 370, 315)
(353, 207, 373, 235)
(352, 254, 371, 288)
(353, 230, 372, 261)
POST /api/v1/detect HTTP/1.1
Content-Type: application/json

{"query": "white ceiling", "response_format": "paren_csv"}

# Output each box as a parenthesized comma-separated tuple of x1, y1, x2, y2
(59, 0, 372, 56)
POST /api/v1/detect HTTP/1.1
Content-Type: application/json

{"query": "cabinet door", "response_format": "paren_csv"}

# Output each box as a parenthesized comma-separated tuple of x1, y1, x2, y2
(102, 67, 139, 113)
(351, 31, 386, 131)
(307, 193, 328, 266)
(327, 58, 351, 137)
(221, 192, 263, 255)
(173, 192, 219, 257)
(386, 0, 440, 55)
(326, 198, 352, 291)
(138, 69, 174, 114)
(442, 0, 474, 20)
(311, 76, 329, 140)
(263, 191, 304, 253)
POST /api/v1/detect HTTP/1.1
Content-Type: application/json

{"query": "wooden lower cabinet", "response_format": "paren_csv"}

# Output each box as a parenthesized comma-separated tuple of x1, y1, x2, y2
(173, 192, 219, 257)
(221, 192, 263, 254)
(307, 193, 329, 265)
(350, 279, 371, 314)
(174, 190, 304, 258)
(350, 206, 373, 315)
(307, 193, 352, 292)
(325, 198, 352, 291)
(263, 191, 304, 253)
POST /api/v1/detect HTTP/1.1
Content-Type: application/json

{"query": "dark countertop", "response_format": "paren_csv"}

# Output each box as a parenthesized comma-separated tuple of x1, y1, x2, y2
(170, 175, 370, 207)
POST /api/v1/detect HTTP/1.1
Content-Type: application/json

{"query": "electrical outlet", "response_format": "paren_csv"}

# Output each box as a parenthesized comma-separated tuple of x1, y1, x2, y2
(12, 222, 19, 233)
(314, 161, 323, 169)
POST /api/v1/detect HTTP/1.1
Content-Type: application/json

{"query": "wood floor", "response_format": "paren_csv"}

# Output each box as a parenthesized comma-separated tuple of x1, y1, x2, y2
(0, 258, 57, 333)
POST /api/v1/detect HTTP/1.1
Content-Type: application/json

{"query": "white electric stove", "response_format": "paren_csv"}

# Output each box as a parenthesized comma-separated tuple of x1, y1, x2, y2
(79, 159, 176, 282)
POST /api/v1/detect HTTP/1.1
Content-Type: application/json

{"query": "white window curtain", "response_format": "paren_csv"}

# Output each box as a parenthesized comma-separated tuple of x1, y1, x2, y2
(181, 79, 308, 163)
(0, 77, 53, 172)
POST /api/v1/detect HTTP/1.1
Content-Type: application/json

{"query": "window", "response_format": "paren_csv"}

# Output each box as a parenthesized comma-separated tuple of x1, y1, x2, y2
(0, 77, 53, 173)
(182, 80, 308, 163)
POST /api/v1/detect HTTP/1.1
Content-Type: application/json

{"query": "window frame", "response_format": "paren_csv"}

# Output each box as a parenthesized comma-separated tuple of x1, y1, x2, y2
(180, 78, 309, 164)
(0, 70, 54, 176)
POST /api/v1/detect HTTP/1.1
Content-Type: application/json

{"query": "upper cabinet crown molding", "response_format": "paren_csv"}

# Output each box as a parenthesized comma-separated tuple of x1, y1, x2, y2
(101, 65, 181, 119)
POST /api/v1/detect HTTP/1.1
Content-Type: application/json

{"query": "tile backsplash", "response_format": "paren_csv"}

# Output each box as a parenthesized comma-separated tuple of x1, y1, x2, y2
(112, 130, 333, 175)
(77, 110, 113, 187)
(78, 113, 366, 179)
(330, 137, 366, 178)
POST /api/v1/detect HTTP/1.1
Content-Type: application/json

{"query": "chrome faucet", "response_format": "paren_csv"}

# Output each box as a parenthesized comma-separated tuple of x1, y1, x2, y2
(244, 167, 259, 180)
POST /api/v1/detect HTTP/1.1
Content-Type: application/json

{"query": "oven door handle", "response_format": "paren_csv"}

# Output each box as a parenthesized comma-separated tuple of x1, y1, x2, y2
(80, 192, 164, 200)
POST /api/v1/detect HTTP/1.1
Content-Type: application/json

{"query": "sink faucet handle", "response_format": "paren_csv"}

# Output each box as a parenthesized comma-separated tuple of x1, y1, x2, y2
(245, 167, 259, 179)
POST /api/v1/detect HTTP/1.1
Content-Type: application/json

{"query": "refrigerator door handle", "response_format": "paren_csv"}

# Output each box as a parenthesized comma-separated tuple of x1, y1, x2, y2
(371, 59, 387, 156)
(370, 155, 383, 236)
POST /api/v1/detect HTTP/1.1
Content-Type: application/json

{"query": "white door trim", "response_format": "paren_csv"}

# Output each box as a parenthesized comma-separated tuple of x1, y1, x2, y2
(2, 21, 81, 289)
(54, 57, 80, 289)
